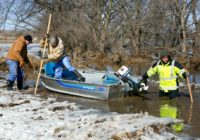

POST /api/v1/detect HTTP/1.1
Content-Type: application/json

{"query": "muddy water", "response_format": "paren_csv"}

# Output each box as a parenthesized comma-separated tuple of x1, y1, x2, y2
(1, 59, 200, 138)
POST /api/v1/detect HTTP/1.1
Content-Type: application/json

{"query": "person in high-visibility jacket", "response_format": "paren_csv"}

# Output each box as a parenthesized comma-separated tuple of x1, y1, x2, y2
(141, 50, 189, 99)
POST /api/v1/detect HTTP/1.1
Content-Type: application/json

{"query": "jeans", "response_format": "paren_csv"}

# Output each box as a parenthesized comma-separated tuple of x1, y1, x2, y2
(6, 59, 24, 82)
(54, 56, 75, 79)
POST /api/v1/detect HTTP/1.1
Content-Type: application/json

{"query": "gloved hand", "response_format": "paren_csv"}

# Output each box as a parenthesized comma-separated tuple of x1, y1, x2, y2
(43, 59, 49, 64)
(46, 34, 49, 39)
(183, 71, 190, 79)
(20, 61, 25, 67)
(43, 34, 49, 40)
(139, 79, 148, 92)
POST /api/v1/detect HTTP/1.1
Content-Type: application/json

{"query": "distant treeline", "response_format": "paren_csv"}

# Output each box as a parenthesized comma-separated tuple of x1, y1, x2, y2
(1, 0, 200, 56)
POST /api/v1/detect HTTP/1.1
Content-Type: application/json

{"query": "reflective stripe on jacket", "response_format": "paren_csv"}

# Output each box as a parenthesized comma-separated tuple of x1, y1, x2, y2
(146, 59, 185, 92)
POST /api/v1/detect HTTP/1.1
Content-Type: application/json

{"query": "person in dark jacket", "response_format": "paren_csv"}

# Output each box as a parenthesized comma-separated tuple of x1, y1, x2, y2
(6, 35, 33, 90)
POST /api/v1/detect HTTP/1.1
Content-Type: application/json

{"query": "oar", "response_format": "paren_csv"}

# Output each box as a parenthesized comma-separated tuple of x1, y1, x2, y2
(186, 76, 193, 103)
(34, 14, 52, 95)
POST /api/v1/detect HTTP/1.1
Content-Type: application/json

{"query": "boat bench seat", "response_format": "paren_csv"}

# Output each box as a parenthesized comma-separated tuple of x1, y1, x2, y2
(80, 71, 120, 85)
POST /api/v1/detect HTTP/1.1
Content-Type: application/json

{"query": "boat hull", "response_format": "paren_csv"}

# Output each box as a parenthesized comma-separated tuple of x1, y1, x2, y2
(41, 75, 124, 100)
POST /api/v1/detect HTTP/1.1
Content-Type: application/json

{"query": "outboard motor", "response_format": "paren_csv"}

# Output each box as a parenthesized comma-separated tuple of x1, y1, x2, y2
(115, 66, 148, 93)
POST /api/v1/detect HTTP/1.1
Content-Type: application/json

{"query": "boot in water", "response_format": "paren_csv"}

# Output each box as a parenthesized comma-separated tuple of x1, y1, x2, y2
(7, 80, 14, 91)
(17, 79, 23, 90)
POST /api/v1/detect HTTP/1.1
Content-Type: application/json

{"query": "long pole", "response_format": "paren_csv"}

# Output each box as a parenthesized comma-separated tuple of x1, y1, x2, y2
(34, 14, 52, 95)
(187, 103, 193, 124)
(186, 76, 193, 103)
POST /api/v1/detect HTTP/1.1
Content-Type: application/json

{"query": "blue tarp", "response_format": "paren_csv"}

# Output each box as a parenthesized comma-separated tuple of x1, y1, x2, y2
(43, 62, 55, 77)
(103, 73, 120, 84)
(43, 62, 78, 80)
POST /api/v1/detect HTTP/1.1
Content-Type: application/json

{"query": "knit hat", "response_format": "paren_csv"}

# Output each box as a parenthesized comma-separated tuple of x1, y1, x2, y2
(160, 50, 170, 58)
(24, 35, 33, 43)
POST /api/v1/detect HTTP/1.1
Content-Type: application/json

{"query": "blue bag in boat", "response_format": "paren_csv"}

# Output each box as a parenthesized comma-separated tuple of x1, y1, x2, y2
(43, 62, 56, 77)
(43, 62, 78, 80)
(103, 73, 120, 84)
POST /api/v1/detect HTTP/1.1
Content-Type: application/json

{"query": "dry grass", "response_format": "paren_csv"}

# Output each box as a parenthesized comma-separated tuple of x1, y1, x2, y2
(1, 49, 200, 74)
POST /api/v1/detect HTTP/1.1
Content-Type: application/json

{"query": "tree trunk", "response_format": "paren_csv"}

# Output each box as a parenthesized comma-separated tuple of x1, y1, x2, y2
(178, 0, 187, 53)
(191, 0, 200, 47)
(130, 0, 141, 56)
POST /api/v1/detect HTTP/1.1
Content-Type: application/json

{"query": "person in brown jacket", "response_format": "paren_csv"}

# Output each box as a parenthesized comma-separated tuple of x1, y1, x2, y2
(6, 35, 32, 90)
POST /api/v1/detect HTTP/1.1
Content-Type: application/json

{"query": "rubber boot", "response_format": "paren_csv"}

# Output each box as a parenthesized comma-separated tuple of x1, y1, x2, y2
(17, 79, 23, 90)
(7, 80, 14, 91)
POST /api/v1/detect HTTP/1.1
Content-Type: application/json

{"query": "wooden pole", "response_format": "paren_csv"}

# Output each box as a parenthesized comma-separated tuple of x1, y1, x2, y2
(187, 103, 193, 124)
(186, 76, 193, 103)
(34, 14, 52, 95)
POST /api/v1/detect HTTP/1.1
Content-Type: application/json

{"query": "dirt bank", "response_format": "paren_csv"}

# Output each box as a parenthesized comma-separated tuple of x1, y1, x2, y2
(1, 42, 200, 71)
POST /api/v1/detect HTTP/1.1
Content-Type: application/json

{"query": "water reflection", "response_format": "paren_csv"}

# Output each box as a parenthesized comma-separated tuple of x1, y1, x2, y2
(114, 94, 200, 138)
(159, 100, 184, 132)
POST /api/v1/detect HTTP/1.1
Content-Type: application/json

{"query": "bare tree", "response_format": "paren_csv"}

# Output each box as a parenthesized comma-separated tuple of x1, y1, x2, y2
(191, 0, 200, 47)
(167, 0, 192, 53)
(1, 0, 199, 59)
(0, 0, 43, 30)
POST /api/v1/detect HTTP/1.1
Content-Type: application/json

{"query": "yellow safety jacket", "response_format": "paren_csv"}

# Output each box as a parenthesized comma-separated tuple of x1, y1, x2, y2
(146, 59, 185, 92)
